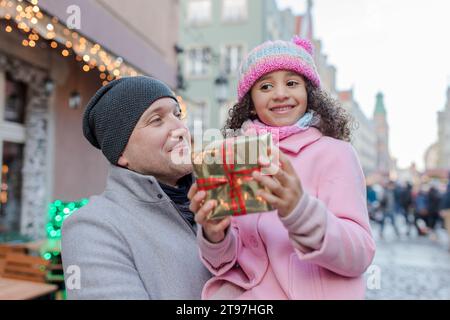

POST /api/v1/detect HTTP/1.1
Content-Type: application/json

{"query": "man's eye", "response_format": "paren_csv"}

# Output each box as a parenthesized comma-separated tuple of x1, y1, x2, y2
(150, 117, 162, 124)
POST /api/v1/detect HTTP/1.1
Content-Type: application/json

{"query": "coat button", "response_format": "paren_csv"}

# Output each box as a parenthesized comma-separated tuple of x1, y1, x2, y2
(157, 194, 163, 199)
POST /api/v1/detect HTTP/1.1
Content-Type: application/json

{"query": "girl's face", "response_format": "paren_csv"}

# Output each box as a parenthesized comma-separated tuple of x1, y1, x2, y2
(250, 70, 307, 127)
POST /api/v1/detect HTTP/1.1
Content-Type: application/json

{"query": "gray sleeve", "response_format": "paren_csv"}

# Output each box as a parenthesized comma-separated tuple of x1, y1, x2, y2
(61, 211, 150, 300)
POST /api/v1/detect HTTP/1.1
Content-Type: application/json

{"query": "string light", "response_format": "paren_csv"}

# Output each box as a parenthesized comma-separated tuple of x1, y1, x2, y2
(0, 0, 141, 85)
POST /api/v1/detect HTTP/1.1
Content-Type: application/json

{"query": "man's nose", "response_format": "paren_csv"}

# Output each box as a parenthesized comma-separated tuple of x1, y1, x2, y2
(169, 125, 189, 145)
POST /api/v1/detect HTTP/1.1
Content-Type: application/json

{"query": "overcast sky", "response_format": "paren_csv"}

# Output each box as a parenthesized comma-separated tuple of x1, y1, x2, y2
(276, 0, 450, 170)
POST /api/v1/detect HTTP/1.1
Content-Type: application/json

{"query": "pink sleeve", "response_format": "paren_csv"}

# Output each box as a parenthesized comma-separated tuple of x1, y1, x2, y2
(282, 143, 376, 277)
(197, 223, 239, 276)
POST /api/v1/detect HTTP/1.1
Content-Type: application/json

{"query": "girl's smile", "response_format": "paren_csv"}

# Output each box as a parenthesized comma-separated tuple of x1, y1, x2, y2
(250, 70, 308, 127)
(270, 104, 296, 114)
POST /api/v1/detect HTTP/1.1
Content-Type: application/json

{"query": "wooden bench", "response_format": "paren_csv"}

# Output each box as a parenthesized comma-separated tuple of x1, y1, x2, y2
(1, 253, 50, 283)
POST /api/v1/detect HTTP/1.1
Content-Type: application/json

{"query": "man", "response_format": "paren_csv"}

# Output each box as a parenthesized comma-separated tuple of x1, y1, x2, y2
(61, 76, 211, 299)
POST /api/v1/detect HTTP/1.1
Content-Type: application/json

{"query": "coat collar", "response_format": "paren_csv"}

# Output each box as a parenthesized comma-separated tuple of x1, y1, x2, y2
(278, 127, 323, 154)
(105, 164, 169, 203)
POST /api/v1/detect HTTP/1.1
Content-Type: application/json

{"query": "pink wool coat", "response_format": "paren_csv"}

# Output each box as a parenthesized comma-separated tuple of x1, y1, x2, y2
(197, 127, 376, 299)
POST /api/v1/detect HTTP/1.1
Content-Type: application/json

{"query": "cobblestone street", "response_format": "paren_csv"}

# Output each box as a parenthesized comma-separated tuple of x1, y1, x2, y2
(365, 217, 450, 300)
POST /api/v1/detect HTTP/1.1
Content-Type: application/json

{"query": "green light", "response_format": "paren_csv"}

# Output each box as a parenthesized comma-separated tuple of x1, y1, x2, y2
(43, 253, 52, 260)
(47, 199, 88, 240)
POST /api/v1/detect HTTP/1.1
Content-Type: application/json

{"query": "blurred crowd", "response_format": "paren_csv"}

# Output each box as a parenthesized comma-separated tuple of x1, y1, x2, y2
(367, 175, 450, 249)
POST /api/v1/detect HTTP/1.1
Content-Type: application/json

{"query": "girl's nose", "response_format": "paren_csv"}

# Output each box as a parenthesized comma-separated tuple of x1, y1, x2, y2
(273, 85, 289, 101)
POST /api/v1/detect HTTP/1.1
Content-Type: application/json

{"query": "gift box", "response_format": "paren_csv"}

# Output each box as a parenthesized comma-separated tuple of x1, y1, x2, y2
(192, 133, 274, 220)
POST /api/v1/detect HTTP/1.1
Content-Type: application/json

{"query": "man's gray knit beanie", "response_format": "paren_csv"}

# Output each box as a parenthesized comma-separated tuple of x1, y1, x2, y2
(82, 76, 177, 164)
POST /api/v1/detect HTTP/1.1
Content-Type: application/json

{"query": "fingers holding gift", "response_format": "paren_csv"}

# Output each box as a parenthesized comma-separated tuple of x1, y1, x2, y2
(188, 184, 207, 213)
(187, 183, 198, 200)
(252, 171, 284, 197)
(256, 187, 299, 218)
(194, 199, 231, 243)
(193, 199, 217, 225)
(253, 153, 303, 218)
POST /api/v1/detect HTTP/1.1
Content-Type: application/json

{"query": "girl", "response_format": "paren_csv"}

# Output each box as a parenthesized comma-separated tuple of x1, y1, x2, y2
(188, 36, 376, 299)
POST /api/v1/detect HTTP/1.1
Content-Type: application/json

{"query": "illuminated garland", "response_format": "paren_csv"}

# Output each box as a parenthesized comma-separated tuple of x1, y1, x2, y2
(0, 0, 140, 86)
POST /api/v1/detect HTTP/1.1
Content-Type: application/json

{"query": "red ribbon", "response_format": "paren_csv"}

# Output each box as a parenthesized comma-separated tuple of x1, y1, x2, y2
(196, 137, 262, 216)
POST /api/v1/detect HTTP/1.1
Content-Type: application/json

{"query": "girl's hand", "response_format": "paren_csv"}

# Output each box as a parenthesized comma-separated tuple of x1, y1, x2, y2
(188, 183, 231, 243)
(252, 149, 303, 218)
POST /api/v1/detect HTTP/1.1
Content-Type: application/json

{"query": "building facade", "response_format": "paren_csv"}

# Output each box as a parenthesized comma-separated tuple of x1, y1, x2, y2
(178, 0, 297, 130)
(437, 87, 450, 170)
(338, 89, 377, 176)
(373, 92, 392, 178)
(0, 0, 179, 239)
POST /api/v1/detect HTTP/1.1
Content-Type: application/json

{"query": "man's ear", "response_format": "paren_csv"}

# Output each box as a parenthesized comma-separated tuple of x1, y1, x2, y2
(117, 154, 129, 168)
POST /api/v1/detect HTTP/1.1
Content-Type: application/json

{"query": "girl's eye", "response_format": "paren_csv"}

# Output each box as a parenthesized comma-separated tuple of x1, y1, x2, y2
(287, 80, 299, 87)
(260, 83, 273, 90)
(175, 111, 183, 119)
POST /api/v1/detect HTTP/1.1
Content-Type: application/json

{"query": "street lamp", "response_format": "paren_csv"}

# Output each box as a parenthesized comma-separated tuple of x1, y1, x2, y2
(68, 91, 81, 109)
(44, 76, 55, 96)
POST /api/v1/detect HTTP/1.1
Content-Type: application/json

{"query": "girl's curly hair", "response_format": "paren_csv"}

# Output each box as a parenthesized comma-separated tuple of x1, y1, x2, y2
(223, 79, 355, 142)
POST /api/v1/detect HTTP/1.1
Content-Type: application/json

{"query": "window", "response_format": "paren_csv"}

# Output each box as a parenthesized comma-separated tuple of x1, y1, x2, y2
(0, 72, 26, 234)
(187, 0, 212, 26)
(222, 0, 247, 22)
(187, 101, 207, 134)
(0, 142, 24, 233)
(223, 44, 244, 75)
(186, 47, 211, 77)
(4, 73, 27, 124)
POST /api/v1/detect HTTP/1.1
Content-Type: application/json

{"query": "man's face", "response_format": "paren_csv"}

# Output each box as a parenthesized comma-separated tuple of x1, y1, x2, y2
(118, 97, 192, 186)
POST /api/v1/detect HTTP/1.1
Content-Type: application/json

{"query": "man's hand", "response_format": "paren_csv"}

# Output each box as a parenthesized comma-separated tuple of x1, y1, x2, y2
(188, 183, 231, 243)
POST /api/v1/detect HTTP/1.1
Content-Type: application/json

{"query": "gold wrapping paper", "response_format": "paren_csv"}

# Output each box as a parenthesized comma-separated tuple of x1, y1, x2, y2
(192, 133, 274, 220)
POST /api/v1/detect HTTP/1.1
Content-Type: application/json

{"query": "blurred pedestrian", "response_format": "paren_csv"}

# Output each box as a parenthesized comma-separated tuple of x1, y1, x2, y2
(400, 182, 414, 236)
(394, 182, 403, 215)
(379, 181, 400, 239)
(427, 186, 441, 241)
(367, 183, 379, 222)
(440, 179, 450, 250)
(414, 186, 429, 236)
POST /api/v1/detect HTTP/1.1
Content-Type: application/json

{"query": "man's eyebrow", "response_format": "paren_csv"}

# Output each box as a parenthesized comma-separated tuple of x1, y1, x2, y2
(142, 101, 180, 120)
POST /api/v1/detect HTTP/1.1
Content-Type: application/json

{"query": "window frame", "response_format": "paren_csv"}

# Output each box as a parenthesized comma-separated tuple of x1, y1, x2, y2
(220, 42, 247, 76)
(186, 0, 212, 27)
(184, 45, 213, 79)
(0, 71, 26, 233)
(221, 0, 248, 24)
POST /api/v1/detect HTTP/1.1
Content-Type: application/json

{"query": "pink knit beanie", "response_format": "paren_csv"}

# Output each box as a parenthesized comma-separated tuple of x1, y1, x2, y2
(237, 36, 321, 102)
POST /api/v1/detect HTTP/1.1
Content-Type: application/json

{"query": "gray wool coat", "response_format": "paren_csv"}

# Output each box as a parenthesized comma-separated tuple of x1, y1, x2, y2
(61, 165, 211, 299)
